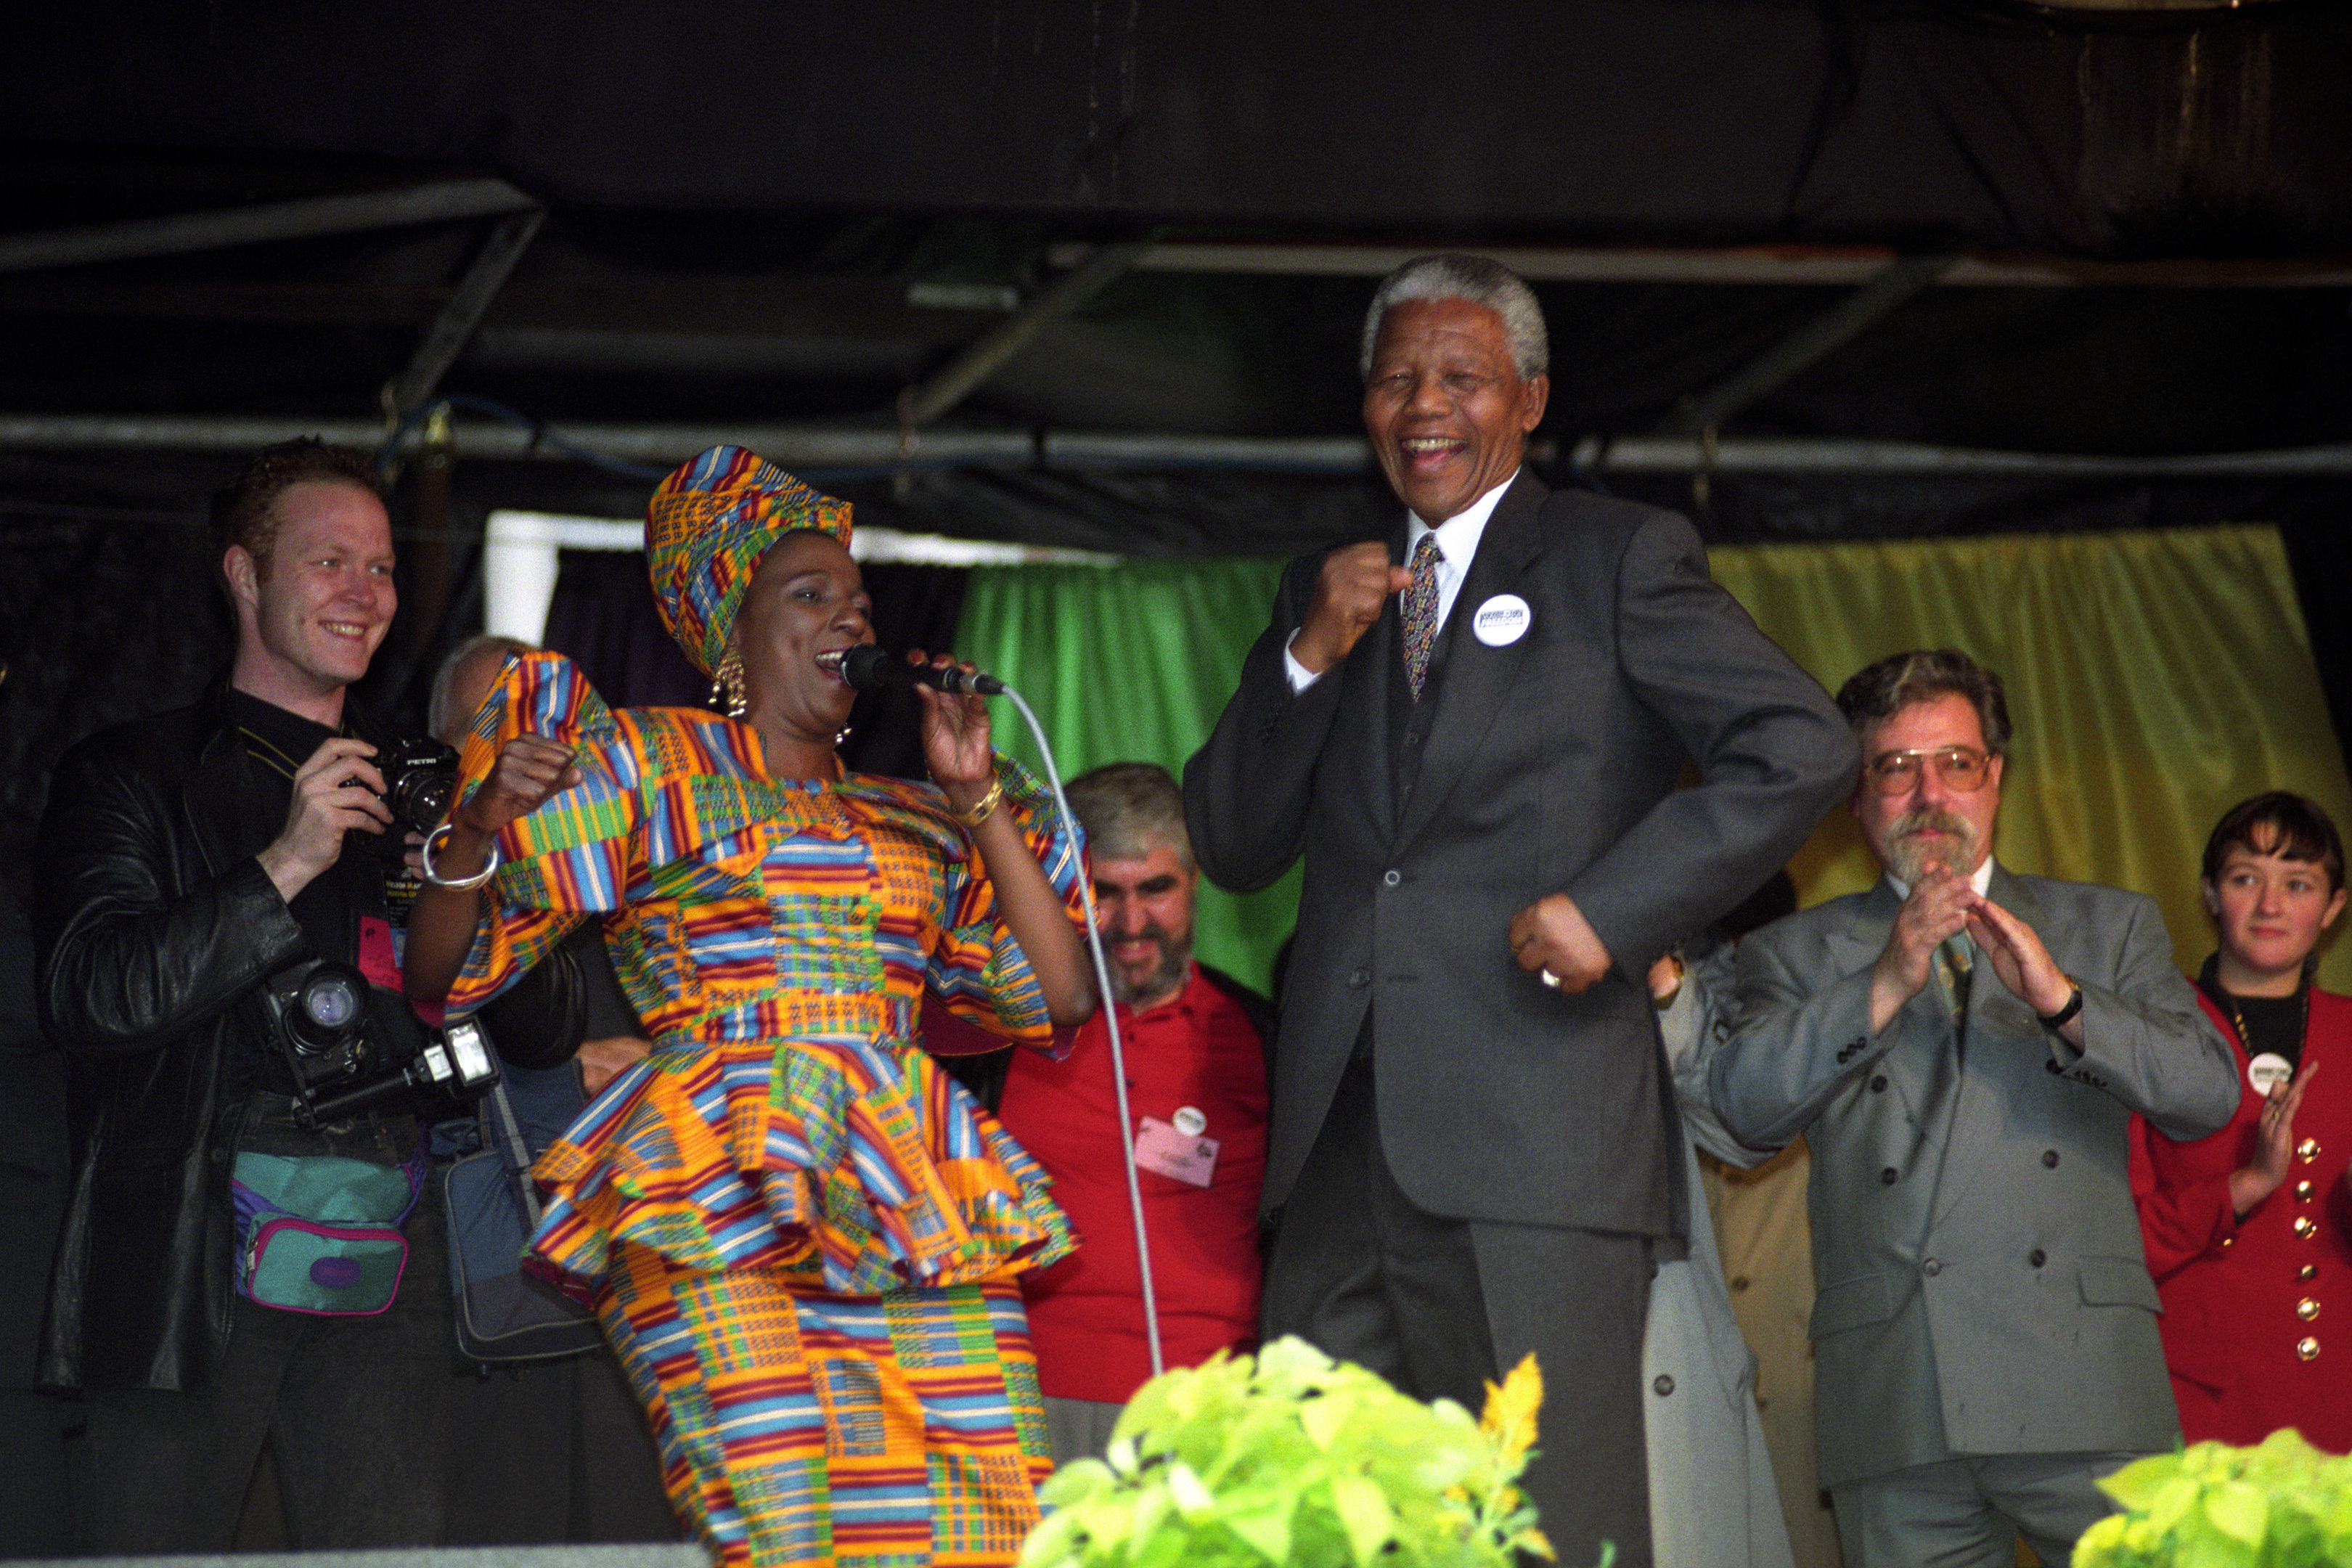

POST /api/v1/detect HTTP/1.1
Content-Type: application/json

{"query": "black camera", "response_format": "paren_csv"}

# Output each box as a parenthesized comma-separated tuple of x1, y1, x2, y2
(261, 958, 498, 1126)
(264, 960, 371, 1085)
(367, 737, 460, 862)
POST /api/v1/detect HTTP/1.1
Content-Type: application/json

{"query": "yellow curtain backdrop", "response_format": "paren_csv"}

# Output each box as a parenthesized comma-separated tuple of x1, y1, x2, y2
(1709, 523, 2352, 990)
(963, 523, 2352, 994)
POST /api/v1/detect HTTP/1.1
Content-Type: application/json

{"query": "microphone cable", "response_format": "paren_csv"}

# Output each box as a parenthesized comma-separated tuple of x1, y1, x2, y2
(995, 682, 1167, 1379)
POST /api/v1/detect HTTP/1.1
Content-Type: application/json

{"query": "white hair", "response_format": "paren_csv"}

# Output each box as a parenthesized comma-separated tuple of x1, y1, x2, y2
(430, 632, 535, 745)
(1360, 254, 1548, 381)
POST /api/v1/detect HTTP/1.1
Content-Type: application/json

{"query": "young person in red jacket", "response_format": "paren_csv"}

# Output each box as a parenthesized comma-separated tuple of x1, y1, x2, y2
(2132, 791, 2352, 1452)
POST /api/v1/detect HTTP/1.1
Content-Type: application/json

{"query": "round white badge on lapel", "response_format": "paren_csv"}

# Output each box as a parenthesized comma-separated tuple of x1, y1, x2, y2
(2248, 1052, 2294, 1096)
(1172, 1106, 1207, 1136)
(1472, 594, 1532, 647)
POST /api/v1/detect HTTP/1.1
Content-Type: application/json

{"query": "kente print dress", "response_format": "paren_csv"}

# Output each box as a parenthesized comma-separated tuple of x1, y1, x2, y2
(444, 650, 1084, 1568)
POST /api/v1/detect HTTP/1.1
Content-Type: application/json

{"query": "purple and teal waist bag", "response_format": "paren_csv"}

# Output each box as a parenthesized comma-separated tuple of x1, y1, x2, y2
(231, 1146, 425, 1315)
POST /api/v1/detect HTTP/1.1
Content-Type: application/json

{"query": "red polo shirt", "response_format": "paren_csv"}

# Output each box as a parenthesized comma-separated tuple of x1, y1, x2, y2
(997, 961, 1270, 1403)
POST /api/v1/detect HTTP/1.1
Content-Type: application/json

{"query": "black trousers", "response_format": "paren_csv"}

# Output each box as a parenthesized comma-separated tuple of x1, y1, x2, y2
(1263, 1053, 1655, 1568)
(75, 1122, 457, 1554)
(0, 1387, 73, 1556)
(444, 1347, 681, 1545)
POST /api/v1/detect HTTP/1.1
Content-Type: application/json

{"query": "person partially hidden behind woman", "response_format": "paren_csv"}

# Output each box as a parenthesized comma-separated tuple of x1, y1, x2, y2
(404, 446, 1096, 1568)
(2131, 791, 2352, 1453)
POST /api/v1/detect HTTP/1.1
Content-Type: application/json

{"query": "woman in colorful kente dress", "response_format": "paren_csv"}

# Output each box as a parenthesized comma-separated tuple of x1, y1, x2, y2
(404, 446, 1096, 1568)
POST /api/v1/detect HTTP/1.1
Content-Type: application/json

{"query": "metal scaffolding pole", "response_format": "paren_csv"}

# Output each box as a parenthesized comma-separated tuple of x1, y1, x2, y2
(383, 210, 548, 420)
(895, 237, 1161, 430)
(1656, 255, 1962, 438)
(0, 179, 540, 274)
(7, 414, 2352, 478)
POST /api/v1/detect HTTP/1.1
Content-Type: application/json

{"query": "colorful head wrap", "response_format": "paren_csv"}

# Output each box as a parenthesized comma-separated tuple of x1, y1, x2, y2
(645, 445, 854, 677)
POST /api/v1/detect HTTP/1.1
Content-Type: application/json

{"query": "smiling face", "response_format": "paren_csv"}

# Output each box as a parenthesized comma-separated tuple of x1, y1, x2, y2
(1362, 296, 1549, 524)
(226, 480, 396, 720)
(1852, 690, 2004, 885)
(730, 529, 874, 751)
(2207, 830, 2348, 996)
(1092, 841, 1197, 1010)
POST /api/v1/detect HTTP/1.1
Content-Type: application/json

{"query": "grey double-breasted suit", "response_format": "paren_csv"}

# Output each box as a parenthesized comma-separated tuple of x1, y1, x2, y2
(1708, 868, 2239, 1490)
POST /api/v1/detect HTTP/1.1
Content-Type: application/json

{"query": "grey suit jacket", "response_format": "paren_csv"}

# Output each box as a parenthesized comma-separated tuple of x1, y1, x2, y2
(1650, 960, 1795, 1568)
(1184, 470, 1857, 1232)
(1707, 867, 2239, 1487)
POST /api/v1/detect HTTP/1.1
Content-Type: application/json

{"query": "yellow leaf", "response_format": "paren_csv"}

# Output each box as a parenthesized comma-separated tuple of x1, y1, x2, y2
(1480, 1352, 1543, 1463)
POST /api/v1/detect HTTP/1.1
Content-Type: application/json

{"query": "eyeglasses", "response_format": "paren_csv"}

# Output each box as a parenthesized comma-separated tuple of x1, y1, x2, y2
(1864, 746, 1993, 796)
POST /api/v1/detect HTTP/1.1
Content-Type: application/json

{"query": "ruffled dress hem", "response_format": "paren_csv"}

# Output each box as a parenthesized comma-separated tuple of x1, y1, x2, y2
(526, 1032, 1074, 1302)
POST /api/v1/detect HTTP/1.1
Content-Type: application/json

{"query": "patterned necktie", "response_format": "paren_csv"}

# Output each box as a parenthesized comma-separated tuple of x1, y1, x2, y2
(1401, 534, 1443, 699)
(1935, 938, 1974, 1032)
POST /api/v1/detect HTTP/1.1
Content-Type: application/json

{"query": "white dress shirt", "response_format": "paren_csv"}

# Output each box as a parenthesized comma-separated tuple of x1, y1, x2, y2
(1282, 474, 1517, 693)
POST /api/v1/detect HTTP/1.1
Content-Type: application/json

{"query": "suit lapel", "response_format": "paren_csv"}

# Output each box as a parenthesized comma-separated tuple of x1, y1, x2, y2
(1335, 523, 1408, 844)
(1824, 882, 1897, 973)
(1395, 472, 1545, 854)
(1831, 884, 1943, 1130)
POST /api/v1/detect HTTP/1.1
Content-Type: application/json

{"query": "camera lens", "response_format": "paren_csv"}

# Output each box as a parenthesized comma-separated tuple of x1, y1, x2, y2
(380, 738, 460, 843)
(299, 970, 362, 1031)
(401, 772, 452, 830)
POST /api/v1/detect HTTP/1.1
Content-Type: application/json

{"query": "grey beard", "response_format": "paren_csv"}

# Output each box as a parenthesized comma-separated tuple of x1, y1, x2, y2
(1110, 927, 1192, 1006)
(1884, 807, 1979, 886)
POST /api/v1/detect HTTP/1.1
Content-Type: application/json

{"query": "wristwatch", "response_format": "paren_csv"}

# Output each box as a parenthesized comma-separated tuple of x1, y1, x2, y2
(2038, 978, 2084, 1032)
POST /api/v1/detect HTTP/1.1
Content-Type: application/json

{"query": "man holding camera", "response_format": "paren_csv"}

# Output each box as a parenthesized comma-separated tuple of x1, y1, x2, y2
(33, 439, 463, 1551)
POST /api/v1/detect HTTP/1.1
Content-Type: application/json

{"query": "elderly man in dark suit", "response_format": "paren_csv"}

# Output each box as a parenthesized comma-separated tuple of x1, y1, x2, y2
(1707, 649, 2239, 1568)
(1183, 254, 1857, 1568)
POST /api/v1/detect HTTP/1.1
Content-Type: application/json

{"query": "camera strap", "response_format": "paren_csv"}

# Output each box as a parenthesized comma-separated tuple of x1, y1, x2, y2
(483, 1082, 545, 1227)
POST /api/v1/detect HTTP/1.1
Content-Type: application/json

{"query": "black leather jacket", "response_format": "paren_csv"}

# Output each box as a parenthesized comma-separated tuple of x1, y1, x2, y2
(33, 685, 591, 1392)
(33, 686, 311, 1391)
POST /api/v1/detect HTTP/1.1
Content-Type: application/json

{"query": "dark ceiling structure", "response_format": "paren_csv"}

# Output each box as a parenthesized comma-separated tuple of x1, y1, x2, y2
(3, 0, 2351, 547)
(7, 0, 2352, 886)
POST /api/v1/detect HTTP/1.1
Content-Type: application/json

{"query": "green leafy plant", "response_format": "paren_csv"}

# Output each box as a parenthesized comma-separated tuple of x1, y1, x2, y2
(2075, 1429, 2352, 1567)
(1019, 1336, 1594, 1568)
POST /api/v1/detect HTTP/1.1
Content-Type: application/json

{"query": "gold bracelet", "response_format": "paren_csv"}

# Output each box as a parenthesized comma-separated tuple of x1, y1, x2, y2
(956, 776, 1006, 828)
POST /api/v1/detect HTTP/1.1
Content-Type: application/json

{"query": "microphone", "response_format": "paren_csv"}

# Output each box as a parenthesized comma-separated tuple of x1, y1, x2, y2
(837, 644, 1005, 695)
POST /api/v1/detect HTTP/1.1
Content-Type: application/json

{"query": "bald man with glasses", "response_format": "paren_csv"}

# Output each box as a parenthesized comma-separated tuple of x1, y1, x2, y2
(1707, 648, 2239, 1568)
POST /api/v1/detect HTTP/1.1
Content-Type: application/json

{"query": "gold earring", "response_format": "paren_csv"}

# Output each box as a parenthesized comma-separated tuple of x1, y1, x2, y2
(711, 646, 748, 719)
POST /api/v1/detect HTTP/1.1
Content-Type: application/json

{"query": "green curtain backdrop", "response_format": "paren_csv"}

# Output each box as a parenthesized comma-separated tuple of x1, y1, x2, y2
(958, 557, 1289, 992)
(960, 523, 2352, 996)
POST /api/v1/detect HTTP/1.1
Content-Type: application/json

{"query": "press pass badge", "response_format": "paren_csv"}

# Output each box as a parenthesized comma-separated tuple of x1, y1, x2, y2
(1472, 594, 1532, 647)
(356, 915, 403, 994)
(2248, 1052, 2295, 1096)
(1135, 1116, 1219, 1187)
